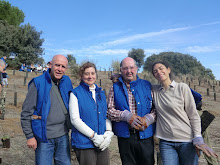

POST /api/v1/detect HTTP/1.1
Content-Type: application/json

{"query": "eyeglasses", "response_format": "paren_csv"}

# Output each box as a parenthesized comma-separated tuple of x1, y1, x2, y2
(121, 66, 136, 71)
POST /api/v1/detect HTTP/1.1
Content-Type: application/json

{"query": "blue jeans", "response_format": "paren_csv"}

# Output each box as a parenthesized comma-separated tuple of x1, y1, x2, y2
(35, 134, 71, 165)
(159, 139, 198, 165)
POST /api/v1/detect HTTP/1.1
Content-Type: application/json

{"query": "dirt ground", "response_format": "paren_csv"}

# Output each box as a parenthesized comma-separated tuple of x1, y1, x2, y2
(0, 70, 219, 165)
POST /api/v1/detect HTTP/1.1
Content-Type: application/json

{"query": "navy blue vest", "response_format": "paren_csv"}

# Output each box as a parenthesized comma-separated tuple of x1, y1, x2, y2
(71, 82, 107, 149)
(29, 69, 73, 142)
(112, 76, 155, 139)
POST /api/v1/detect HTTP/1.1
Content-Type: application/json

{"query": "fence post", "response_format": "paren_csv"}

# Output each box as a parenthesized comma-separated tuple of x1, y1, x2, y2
(213, 86, 215, 92)
(26, 71, 28, 78)
(100, 79, 102, 86)
(207, 88, 209, 96)
(188, 81, 190, 87)
(214, 92, 216, 101)
(24, 77, 27, 86)
(14, 91, 17, 106)
(13, 69, 15, 75)
(194, 85, 196, 91)
(13, 84, 17, 107)
(199, 80, 201, 86)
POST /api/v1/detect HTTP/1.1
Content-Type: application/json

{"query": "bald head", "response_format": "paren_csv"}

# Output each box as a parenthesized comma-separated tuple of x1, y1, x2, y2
(49, 55, 68, 81)
(120, 57, 138, 83)
(51, 55, 68, 64)
(120, 57, 136, 68)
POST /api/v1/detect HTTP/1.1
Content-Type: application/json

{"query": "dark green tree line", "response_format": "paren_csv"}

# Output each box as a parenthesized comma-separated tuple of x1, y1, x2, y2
(144, 52, 215, 80)
(128, 48, 145, 68)
(0, 1, 44, 68)
(0, 1, 24, 26)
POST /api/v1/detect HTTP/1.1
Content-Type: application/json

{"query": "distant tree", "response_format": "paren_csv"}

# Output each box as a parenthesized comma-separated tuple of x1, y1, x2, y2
(17, 23, 44, 65)
(67, 54, 76, 64)
(7, 56, 21, 69)
(111, 59, 120, 72)
(0, 1, 44, 68)
(128, 48, 145, 68)
(0, 20, 18, 57)
(143, 52, 215, 79)
(205, 68, 215, 80)
(67, 54, 79, 79)
(36, 57, 45, 65)
(0, 1, 25, 26)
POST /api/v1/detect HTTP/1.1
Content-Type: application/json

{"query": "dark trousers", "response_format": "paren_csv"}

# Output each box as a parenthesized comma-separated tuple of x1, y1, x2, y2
(74, 148, 110, 165)
(118, 133, 155, 165)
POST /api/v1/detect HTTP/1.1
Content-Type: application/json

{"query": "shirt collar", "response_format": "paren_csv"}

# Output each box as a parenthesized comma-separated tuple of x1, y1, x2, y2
(159, 80, 176, 90)
(89, 85, 96, 91)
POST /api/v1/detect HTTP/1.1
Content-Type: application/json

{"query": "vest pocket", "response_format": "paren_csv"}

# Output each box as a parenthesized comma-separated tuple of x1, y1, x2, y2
(31, 119, 42, 140)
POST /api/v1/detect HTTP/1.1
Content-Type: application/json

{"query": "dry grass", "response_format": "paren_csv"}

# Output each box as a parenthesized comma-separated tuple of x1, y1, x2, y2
(0, 69, 219, 164)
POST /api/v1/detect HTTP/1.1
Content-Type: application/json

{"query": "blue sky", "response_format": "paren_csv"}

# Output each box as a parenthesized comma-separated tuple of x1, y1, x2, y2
(7, 0, 220, 80)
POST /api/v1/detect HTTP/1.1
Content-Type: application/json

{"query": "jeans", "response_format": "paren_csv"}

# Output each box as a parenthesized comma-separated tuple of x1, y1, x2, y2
(35, 134, 71, 165)
(159, 139, 198, 165)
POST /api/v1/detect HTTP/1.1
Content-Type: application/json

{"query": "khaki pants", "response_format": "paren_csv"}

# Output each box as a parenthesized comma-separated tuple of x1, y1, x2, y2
(74, 148, 110, 165)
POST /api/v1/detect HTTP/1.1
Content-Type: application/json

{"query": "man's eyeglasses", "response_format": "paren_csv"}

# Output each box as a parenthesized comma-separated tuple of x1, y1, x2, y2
(121, 66, 136, 71)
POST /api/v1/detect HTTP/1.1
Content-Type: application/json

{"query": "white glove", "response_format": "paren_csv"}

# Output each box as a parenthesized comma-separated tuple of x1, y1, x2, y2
(91, 133, 104, 147)
(99, 131, 114, 151)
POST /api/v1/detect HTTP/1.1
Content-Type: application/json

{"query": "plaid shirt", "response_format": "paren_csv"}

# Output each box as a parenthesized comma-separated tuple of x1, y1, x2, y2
(107, 84, 137, 122)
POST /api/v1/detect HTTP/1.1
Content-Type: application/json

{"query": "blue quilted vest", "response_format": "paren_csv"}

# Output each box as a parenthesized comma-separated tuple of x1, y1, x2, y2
(29, 69, 73, 142)
(112, 76, 155, 139)
(71, 82, 107, 149)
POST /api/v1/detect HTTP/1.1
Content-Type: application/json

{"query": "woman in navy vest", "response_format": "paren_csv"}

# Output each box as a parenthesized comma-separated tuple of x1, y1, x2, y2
(151, 61, 218, 165)
(69, 62, 114, 165)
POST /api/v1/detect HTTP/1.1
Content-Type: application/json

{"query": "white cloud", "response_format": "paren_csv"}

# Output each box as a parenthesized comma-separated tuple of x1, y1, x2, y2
(44, 21, 220, 59)
(46, 48, 75, 55)
(81, 21, 220, 51)
(144, 48, 165, 55)
(185, 45, 220, 53)
(101, 27, 192, 47)
(199, 21, 220, 27)
(93, 49, 128, 55)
